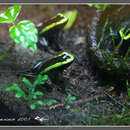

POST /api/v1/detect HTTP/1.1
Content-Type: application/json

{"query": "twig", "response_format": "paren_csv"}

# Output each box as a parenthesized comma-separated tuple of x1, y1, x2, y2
(104, 90, 126, 108)
(49, 94, 106, 110)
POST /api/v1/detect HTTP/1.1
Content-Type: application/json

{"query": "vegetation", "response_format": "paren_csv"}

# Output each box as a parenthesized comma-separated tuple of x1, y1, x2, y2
(88, 4, 109, 11)
(1, 5, 78, 111)
(65, 94, 76, 109)
(87, 12, 130, 125)
(6, 74, 57, 110)
(1, 5, 130, 125)
(0, 5, 38, 54)
(126, 80, 130, 101)
(0, 5, 77, 59)
(97, 108, 130, 125)
(90, 17, 130, 72)
(101, 25, 130, 70)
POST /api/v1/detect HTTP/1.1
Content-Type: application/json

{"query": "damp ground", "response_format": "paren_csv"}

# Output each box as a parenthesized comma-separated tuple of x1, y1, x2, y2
(0, 5, 129, 125)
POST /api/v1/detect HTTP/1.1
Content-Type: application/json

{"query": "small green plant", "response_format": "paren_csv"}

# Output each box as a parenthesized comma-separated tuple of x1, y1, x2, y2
(95, 24, 130, 70)
(65, 94, 76, 109)
(97, 108, 130, 125)
(0, 5, 38, 59)
(5, 74, 57, 110)
(108, 25, 130, 69)
(106, 86, 115, 92)
(0, 6, 77, 59)
(88, 4, 109, 11)
(126, 80, 130, 101)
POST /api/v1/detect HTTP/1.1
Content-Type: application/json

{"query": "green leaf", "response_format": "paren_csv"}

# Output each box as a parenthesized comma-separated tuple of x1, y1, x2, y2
(5, 83, 19, 91)
(33, 74, 44, 86)
(32, 91, 44, 99)
(39, 81, 45, 85)
(5, 83, 27, 99)
(35, 74, 48, 85)
(32, 95, 37, 99)
(0, 5, 21, 23)
(30, 104, 36, 110)
(127, 89, 130, 97)
(46, 100, 57, 106)
(90, 47, 95, 51)
(107, 86, 115, 92)
(35, 100, 44, 106)
(9, 20, 38, 51)
(65, 105, 70, 109)
(15, 92, 22, 98)
(126, 80, 129, 88)
(42, 75, 48, 81)
(66, 94, 76, 103)
(88, 4, 109, 11)
(22, 77, 32, 86)
(64, 10, 78, 30)
(35, 91, 44, 96)
(70, 96, 76, 101)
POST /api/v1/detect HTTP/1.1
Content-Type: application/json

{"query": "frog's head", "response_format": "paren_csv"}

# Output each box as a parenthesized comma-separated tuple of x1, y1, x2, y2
(41, 52, 75, 74)
(56, 52, 75, 64)
(20, 52, 74, 77)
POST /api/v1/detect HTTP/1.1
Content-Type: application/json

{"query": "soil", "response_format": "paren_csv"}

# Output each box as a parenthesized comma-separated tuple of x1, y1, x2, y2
(0, 5, 129, 125)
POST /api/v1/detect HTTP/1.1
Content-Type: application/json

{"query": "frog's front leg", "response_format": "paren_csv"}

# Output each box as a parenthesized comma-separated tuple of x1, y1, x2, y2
(38, 36, 55, 54)
(52, 72, 70, 94)
(38, 34, 61, 54)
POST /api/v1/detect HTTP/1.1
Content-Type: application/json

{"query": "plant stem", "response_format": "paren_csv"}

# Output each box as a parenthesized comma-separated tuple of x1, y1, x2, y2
(97, 18, 108, 50)
(114, 38, 123, 55)
(119, 47, 130, 69)
(110, 27, 116, 48)
(0, 42, 15, 59)
(123, 47, 130, 61)
(28, 76, 39, 100)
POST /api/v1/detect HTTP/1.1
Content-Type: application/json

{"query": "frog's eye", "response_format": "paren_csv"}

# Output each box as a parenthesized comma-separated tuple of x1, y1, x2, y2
(62, 54, 70, 60)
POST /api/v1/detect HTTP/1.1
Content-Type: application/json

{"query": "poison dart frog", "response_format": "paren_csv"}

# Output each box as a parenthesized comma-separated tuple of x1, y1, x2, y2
(37, 13, 68, 52)
(21, 52, 75, 93)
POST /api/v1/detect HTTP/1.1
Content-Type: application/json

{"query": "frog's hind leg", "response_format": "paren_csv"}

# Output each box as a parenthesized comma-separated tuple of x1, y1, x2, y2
(55, 75, 71, 95)
(56, 76, 77, 96)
